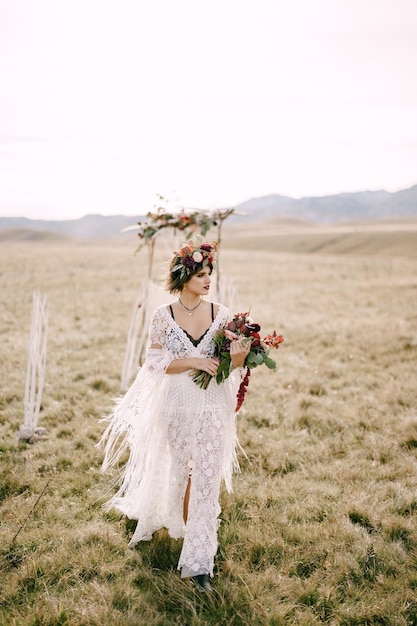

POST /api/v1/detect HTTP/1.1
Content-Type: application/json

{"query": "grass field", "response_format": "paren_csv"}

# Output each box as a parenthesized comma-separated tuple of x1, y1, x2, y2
(1, 225, 417, 625)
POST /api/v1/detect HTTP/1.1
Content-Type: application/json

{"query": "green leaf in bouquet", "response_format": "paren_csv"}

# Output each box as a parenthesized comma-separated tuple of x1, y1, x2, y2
(246, 351, 258, 365)
(216, 357, 231, 383)
(263, 355, 277, 370)
(253, 352, 264, 365)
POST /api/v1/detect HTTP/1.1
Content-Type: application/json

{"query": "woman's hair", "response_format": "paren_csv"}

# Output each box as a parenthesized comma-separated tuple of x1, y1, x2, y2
(165, 241, 218, 294)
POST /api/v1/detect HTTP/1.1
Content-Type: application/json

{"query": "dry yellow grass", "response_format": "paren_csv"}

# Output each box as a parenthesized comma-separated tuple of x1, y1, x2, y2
(1, 230, 417, 625)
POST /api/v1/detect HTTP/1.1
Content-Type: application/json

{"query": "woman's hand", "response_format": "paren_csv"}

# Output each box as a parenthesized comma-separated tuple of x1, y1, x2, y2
(194, 357, 220, 376)
(230, 338, 251, 369)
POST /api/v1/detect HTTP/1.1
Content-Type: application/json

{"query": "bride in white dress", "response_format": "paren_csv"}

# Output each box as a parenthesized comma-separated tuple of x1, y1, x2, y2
(99, 242, 249, 592)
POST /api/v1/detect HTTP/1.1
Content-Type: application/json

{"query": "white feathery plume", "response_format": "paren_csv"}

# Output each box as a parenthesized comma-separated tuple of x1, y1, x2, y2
(19, 290, 49, 442)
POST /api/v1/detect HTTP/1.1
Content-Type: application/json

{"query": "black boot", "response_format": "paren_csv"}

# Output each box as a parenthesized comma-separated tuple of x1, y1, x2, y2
(191, 574, 212, 592)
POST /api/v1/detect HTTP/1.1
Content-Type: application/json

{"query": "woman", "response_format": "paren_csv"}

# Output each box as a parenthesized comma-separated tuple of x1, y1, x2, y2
(100, 241, 249, 592)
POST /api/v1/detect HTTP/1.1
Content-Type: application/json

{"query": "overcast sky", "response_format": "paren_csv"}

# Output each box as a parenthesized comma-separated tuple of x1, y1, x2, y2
(0, 0, 416, 220)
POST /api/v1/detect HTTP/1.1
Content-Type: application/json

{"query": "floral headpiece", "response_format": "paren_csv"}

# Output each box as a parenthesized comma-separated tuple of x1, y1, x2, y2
(172, 241, 218, 281)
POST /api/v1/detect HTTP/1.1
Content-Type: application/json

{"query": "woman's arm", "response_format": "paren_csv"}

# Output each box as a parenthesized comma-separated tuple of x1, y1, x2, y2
(150, 343, 220, 376)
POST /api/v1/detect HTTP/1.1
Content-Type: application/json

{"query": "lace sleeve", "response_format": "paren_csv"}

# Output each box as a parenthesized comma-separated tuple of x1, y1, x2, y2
(148, 307, 168, 346)
(144, 307, 172, 373)
(145, 347, 172, 374)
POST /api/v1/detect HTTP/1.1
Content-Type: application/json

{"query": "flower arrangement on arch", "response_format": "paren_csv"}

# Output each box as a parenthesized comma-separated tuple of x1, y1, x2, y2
(136, 203, 218, 251)
(192, 312, 284, 411)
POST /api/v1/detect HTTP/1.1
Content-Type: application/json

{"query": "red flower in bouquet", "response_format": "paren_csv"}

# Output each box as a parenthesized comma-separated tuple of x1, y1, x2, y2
(192, 312, 284, 411)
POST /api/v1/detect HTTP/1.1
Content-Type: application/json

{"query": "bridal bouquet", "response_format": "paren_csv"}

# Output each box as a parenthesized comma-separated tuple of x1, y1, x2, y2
(192, 312, 284, 410)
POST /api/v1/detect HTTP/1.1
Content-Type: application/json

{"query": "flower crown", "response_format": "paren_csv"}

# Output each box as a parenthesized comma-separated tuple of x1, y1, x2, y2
(172, 241, 218, 280)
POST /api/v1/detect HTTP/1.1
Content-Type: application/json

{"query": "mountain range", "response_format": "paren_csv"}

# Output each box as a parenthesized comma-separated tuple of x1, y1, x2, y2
(236, 184, 417, 222)
(1, 184, 416, 239)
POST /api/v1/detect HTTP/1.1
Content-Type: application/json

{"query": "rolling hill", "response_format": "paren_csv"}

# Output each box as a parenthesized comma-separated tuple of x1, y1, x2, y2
(0, 184, 416, 240)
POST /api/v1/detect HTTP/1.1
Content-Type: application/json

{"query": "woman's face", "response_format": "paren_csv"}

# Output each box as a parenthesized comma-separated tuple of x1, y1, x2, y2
(185, 266, 212, 295)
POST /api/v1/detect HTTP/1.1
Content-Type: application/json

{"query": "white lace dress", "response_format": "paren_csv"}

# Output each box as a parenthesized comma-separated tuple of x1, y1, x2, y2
(99, 303, 241, 578)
